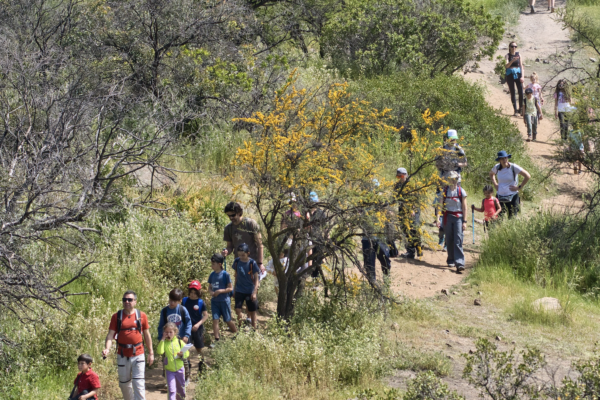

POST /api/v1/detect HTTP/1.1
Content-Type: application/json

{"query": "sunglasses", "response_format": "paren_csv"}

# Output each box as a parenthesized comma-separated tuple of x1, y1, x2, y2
(510, 45, 517, 48)
(122, 298, 135, 302)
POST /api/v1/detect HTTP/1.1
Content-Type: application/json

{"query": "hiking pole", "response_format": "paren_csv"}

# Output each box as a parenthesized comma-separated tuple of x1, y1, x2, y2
(223, 248, 227, 271)
(472, 210, 475, 244)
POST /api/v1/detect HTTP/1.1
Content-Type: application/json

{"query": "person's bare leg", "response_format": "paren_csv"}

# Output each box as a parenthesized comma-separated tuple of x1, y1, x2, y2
(212, 319, 220, 339)
(248, 311, 257, 329)
(226, 320, 237, 333)
(235, 308, 244, 326)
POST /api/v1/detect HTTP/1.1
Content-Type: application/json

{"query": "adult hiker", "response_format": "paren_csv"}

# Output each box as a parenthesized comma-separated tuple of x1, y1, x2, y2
(435, 130, 467, 184)
(505, 42, 525, 117)
(222, 202, 265, 274)
(102, 290, 154, 400)
(489, 150, 531, 219)
(438, 171, 468, 273)
(361, 179, 392, 281)
(307, 191, 329, 296)
(395, 167, 423, 259)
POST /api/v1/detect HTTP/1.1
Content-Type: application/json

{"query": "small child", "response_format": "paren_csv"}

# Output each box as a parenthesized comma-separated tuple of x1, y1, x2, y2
(182, 280, 208, 374)
(471, 185, 502, 231)
(523, 87, 543, 142)
(69, 354, 101, 400)
(158, 289, 192, 384)
(526, 72, 544, 106)
(208, 253, 237, 347)
(568, 128, 585, 174)
(266, 249, 289, 295)
(232, 243, 260, 329)
(157, 322, 189, 400)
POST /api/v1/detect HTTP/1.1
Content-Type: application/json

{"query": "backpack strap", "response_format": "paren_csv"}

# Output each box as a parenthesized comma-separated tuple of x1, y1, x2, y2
(182, 298, 187, 306)
(135, 309, 141, 333)
(161, 307, 167, 329)
(116, 310, 123, 337)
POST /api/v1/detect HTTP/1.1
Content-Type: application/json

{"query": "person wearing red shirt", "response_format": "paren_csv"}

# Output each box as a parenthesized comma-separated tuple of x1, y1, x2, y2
(70, 354, 100, 400)
(102, 290, 154, 400)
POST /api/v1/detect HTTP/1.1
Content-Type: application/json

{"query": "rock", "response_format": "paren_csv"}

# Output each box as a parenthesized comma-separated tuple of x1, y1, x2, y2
(495, 336, 502, 341)
(532, 297, 561, 312)
(536, 58, 540, 62)
(406, 281, 412, 286)
(591, 58, 597, 63)
(452, 291, 458, 295)
(499, 43, 508, 50)
(569, 49, 577, 53)
(444, 329, 450, 334)
(478, 70, 485, 74)
(511, 341, 516, 344)
(543, 60, 550, 64)
(469, 349, 474, 354)
(447, 355, 455, 360)
(474, 299, 482, 306)
(477, 291, 482, 295)
(391, 322, 399, 331)
(446, 343, 453, 348)
(524, 64, 531, 67)
(441, 289, 449, 295)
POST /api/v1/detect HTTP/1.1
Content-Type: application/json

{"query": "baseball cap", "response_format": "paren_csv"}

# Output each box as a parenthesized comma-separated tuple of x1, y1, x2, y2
(210, 253, 225, 264)
(396, 167, 408, 175)
(447, 129, 459, 140)
(188, 280, 202, 290)
(237, 243, 250, 253)
(309, 191, 319, 203)
(525, 88, 533, 94)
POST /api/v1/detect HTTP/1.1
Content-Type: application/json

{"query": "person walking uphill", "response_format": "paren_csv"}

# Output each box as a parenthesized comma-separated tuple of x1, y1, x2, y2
(489, 151, 531, 219)
(395, 168, 422, 259)
(102, 290, 154, 400)
(505, 42, 525, 117)
(440, 172, 468, 273)
(222, 202, 265, 274)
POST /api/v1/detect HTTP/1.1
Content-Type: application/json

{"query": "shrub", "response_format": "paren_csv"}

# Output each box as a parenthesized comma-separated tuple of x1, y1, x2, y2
(404, 371, 465, 400)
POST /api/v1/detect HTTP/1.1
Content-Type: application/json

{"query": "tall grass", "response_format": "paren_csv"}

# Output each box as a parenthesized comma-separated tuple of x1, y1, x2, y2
(471, 0, 529, 24)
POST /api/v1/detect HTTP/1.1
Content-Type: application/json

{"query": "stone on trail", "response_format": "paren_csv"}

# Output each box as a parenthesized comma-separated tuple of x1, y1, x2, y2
(391, 322, 399, 331)
(499, 43, 508, 50)
(495, 336, 502, 341)
(477, 291, 482, 295)
(532, 297, 561, 312)
(474, 299, 482, 306)
(441, 289, 449, 295)
(591, 58, 597, 63)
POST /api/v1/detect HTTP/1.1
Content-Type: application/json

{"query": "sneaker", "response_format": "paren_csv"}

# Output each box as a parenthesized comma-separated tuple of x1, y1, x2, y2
(417, 247, 423, 257)
(245, 317, 252, 326)
(447, 263, 455, 268)
(574, 168, 578, 175)
(531, 5, 535, 13)
(209, 339, 219, 349)
(442, 245, 447, 252)
(400, 252, 415, 259)
(513, 111, 520, 117)
(457, 265, 465, 272)
(185, 378, 190, 387)
(526, 137, 531, 142)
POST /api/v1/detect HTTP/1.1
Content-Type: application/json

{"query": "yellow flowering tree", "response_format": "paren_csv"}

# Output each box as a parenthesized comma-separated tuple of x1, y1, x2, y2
(231, 72, 446, 317)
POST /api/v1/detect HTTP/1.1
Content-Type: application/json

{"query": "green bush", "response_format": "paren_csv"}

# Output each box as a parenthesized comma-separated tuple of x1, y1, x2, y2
(405, 371, 464, 400)
(353, 72, 541, 197)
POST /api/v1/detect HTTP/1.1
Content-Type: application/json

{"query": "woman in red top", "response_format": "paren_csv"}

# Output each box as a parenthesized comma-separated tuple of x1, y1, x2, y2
(71, 354, 101, 400)
(471, 185, 501, 230)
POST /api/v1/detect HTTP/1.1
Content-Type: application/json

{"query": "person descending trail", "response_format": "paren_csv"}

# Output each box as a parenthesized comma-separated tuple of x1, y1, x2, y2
(222, 202, 265, 274)
(208, 254, 237, 347)
(489, 151, 531, 219)
(523, 87, 543, 142)
(554, 79, 573, 140)
(157, 322, 189, 400)
(439, 171, 468, 273)
(102, 290, 154, 400)
(505, 42, 525, 117)
(396, 167, 423, 259)
(471, 185, 502, 231)
(182, 281, 209, 375)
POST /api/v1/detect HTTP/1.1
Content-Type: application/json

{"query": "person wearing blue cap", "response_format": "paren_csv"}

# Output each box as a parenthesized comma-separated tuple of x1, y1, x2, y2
(307, 191, 329, 296)
(436, 130, 467, 184)
(489, 151, 531, 219)
(232, 243, 260, 329)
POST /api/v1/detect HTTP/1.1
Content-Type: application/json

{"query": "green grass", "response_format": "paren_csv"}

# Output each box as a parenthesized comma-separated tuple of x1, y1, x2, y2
(471, 0, 529, 24)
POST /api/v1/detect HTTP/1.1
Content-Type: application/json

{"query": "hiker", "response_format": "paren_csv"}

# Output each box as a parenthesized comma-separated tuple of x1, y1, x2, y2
(157, 322, 189, 400)
(568, 127, 585, 175)
(438, 171, 468, 272)
(157, 288, 192, 385)
(182, 281, 208, 374)
(208, 253, 237, 346)
(102, 290, 154, 400)
(436, 130, 467, 184)
(489, 151, 531, 219)
(505, 42, 525, 117)
(222, 202, 265, 274)
(307, 191, 329, 296)
(526, 72, 544, 106)
(69, 354, 101, 400)
(523, 87, 543, 142)
(555, 79, 573, 140)
(471, 185, 502, 231)
(396, 167, 423, 259)
(232, 243, 260, 328)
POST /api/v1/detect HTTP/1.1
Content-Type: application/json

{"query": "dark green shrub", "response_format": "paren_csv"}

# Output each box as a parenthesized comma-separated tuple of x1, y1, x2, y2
(405, 371, 465, 400)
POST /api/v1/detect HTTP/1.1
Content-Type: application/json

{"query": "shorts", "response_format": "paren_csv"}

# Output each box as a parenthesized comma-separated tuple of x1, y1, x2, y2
(190, 324, 205, 350)
(234, 291, 258, 312)
(211, 301, 232, 322)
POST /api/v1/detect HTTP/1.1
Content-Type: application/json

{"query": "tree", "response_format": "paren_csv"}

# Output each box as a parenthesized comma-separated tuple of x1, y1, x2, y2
(319, 0, 503, 78)
(230, 72, 444, 318)
(0, 0, 184, 320)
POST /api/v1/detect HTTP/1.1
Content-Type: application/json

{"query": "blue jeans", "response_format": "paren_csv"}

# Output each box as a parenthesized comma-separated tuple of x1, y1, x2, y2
(444, 214, 465, 268)
(525, 114, 538, 139)
(361, 238, 391, 281)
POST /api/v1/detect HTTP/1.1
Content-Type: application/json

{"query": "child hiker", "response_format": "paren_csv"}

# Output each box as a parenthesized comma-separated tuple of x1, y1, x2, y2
(182, 280, 208, 374)
(233, 243, 260, 329)
(157, 322, 189, 400)
(69, 354, 101, 400)
(554, 79, 573, 140)
(208, 253, 237, 347)
(568, 127, 585, 175)
(526, 72, 544, 106)
(523, 87, 543, 142)
(158, 288, 192, 385)
(471, 185, 502, 231)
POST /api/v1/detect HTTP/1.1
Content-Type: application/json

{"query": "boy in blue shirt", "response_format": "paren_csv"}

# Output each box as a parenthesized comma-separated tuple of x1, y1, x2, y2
(208, 254, 237, 346)
(232, 243, 260, 329)
(182, 280, 208, 373)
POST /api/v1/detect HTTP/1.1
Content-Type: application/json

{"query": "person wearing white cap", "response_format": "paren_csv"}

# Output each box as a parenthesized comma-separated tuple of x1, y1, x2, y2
(435, 130, 467, 184)
(395, 168, 422, 259)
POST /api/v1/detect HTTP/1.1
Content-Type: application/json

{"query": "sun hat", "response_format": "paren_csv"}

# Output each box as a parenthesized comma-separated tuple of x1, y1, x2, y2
(447, 171, 459, 180)
(447, 129, 459, 140)
(396, 167, 408, 175)
(525, 87, 533, 94)
(495, 150, 512, 161)
(188, 280, 202, 290)
(309, 191, 319, 203)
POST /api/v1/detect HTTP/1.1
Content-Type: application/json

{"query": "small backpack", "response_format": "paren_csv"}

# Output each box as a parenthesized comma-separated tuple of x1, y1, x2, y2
(161, 304, 185, 327)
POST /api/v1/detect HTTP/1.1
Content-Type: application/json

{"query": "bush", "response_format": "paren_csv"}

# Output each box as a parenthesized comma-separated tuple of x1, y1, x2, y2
(405, 371, 465, 400)
(353, 72, 541, 197)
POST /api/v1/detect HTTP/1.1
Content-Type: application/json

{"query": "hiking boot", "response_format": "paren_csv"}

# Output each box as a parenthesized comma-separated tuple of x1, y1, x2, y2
(531, 5, 535, 13)
(400, 252, 415, 259)
(526, 137, 531, 142)
(198, 361, 205, 375)
(513, 111, 520, 117)
(574, 168, 579, 175)
(456, 265, 465, 273)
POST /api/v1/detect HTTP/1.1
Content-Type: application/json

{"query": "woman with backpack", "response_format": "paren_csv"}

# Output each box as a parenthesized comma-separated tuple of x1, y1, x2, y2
(489, 151, 531, 219)
(505, 42, 525, 117)
(439, 171, 468, 273)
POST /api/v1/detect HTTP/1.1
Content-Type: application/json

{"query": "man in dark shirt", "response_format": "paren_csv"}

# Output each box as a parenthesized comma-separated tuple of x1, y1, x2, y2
(221, 202, 265, 273)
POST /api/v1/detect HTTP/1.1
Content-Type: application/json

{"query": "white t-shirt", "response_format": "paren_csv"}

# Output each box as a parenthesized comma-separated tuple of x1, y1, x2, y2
(442, 186, 467, 218)
(491, 163, 523, 196)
